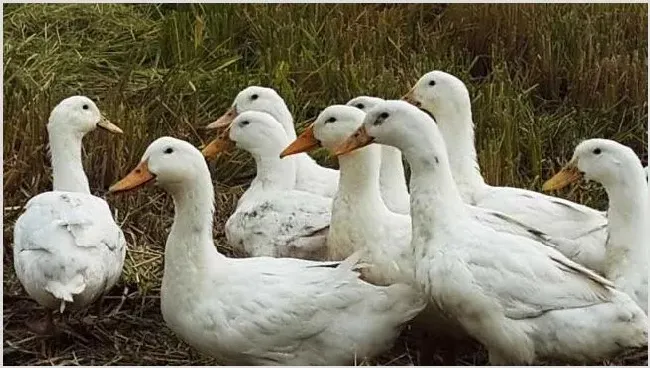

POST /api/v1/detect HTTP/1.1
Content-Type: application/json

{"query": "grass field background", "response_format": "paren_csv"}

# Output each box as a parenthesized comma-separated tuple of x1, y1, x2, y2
(3, 3, 648, 365)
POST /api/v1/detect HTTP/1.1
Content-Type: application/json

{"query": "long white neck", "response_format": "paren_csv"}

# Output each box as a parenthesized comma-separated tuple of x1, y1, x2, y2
(249, 153, 296, 193)
(163, 172, 226, 286)
(432, 103, 487, 203)
(48, 127, 91, 193)
(379, 145, 410, 210)
(272, 105, 297, 141)
(335, 144, 385, 210)
(329, 143, 392, 260)
(402, 128, 468, 258)
(602, 166, 649, 280)
(268, 105, 321, 170)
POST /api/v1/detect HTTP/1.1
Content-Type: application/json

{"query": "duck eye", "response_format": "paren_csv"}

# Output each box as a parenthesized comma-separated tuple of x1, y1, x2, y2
(251, 94, 259, 100)
(379, 112, 389, 119)
(240, 120, 250, 126)
(82, 104, 89, 110)
(593, 148, 602, 155)
(326, 117, 336, 124)
(355, 103, 365, 109)
(164, 147, 174, 154)
(428, 80, 436, 86)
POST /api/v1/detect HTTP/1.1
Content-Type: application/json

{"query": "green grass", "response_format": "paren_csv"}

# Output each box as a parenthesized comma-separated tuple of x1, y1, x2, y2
(3, 3, 648, 365)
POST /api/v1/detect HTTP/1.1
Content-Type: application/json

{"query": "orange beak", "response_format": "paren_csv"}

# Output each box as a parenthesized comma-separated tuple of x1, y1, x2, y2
(205, 106, 237, 130)
(542, 161, 583, 191)
(97, 115, 124, 134)
(333, 125, 375, 156)
(201, 127, 236, 159)
(109, 160, 155, 193)
(280, 123, 320, 158)
(401, 88, 420, 107)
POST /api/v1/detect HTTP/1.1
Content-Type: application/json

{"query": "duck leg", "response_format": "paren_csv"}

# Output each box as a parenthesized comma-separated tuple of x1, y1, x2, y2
(95, 294, 105, 321)
(109, 286, 129, 317)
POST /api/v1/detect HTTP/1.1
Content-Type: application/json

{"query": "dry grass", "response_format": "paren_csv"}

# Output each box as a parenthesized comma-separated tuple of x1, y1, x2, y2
(3, 3, 648, 365)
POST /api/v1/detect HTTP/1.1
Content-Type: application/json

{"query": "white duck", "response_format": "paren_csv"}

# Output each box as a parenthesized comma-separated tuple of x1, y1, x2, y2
(403, 70, 609, 273)
(281, 106, 469, 345)
(13, 96, 127, 333)
(202, 111, 331, 260)
(206, 86, 339, 198)
(109, 136, 425, 365)
(280, 105, 566, 284)
(280, 105, 412, 285)
(335, 100, 648, 365)
(283, 104, 595, 283)
(543, 139, 648, 313)
(344, 96, 567, 248)
(346, 96, 410, 215)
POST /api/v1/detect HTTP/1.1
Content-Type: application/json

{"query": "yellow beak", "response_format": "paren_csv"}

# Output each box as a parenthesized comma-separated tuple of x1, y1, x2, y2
(401, 87, 420, 107)
(97, 115, 124, 134)
(542, 162, 583, 191)
(109, 160, 155, 193)
(280, 123, 320, 158)
(333, 125, 375, 157)
(202, 138, 236, 160)
(205, 106, 237, 130)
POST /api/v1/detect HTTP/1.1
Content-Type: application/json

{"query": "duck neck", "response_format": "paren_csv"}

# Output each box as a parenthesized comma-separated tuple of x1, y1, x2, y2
(273, 105, 297, 141)
(249, 153, 296, 193)
(164, 173, 225, 280)
(48, 128, 91, 193)
(433, 105, 487, 202)
(603, 168, 649, 279)
(379, 145, 409, 197)
(335, 144, 385, 210)
(403, 132, 467, 257)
